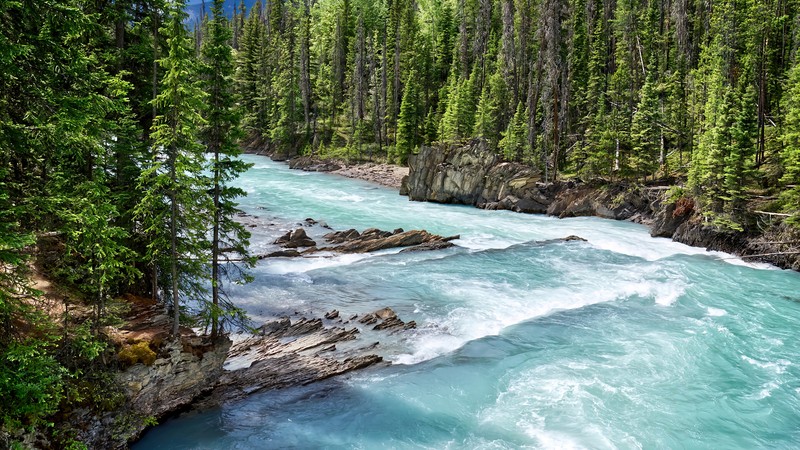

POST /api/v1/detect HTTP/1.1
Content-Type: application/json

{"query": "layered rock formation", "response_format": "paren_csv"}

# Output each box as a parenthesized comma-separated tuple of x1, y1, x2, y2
(199, 318, 383, 406)
(402, 140, 800, 270)
(403, 139, 648, 220)
(264, 226, 459, 257)
(197, 306, 419, 408)
(64, 296, 232, 449)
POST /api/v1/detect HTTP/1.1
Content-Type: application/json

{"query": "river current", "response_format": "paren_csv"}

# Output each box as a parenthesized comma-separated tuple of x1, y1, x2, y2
(135, 155, 800, 449)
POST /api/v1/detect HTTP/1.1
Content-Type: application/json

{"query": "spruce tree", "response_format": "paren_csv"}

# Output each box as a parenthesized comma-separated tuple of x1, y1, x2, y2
(201, 0, 254, 337)
(395, 70, 422, 164)
(499, 102, 530, 162)
(136, 0, 210, 337)
(440, 71, 477, 141)
(475, 70, 509, 150)
(630, 66, 661, 180)
(781, 59, 800, 224)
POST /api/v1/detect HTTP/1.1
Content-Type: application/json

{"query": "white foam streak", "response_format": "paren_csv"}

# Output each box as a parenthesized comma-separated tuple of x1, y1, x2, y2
(259, 252, 372, 274)
(393, 273, 686, 364)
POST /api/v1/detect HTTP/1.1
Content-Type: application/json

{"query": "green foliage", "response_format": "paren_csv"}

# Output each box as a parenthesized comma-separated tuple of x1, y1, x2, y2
(394, 70, 423, 164)
(0, 340, 67, 430)
(781, 59, 800, 225)
(439, 70, 477, 142)
(201, 0, 254, 336)
(630, 67, 661, 179)
(665, 186, 687, 205)
(57, 180, 140, 327)
(136, 0, 212, 336)
(475, 70, 509, 150)
(499, 103, 530, 162)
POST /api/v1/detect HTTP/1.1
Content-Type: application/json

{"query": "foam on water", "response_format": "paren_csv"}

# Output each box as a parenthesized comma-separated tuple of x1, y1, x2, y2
(134, 155, 800, 450)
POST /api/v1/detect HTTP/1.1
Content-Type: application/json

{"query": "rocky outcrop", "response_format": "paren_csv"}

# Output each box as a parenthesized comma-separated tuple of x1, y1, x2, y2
(659, 213, 800, 270)
(259, 227, 459, 258)
(404, 140, 800, 270)
(61, 296, 231, 449)
(197, 316, 390, 407)
(406, 140, 541, 207)
(322, 227, 459, 253)
(274, 228, 317, 248)
(405, 140, 650, 221)
(357, 307, 417, 331)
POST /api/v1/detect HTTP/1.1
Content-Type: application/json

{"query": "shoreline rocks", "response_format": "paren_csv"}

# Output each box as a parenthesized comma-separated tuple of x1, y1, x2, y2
(196, 306, 420, 408)
(288, 155, 409, 189)
(265, 226, 459, 257)
(403, 140, 800, 271)
(63, 296, 232, 449)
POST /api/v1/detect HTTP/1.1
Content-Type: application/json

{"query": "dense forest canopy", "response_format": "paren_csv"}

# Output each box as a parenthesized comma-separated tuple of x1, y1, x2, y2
(1, 0, 799, 445)
(231, 0, 800, 224)
(0, 0, 252, 441)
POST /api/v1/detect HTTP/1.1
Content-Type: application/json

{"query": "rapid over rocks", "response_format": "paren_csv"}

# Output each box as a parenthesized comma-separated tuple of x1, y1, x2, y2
(401, 140, 800, 270)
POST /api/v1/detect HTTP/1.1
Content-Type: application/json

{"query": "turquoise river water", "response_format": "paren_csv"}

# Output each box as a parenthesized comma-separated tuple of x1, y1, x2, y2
(134, 155, 800, 449)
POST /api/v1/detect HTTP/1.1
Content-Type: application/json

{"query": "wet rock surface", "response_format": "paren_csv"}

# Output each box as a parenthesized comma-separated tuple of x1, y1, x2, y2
(403, 140, 650, 221)
(324, 228, 459, 253)
(198, 306, 420, 408)
(274, 228, 317, 248)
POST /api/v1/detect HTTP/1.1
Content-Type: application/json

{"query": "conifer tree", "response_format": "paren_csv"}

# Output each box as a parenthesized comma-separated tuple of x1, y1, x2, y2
(630, 66, 661, 180)
(136, 0, 210, 337)
(475, 70, 509, 150)
(440, 71, 477, 141)
(201, 0, 254, 337)
(395, 70, 423, 164)
(781, 58, 800, 223)
(499, 102, 530, 162)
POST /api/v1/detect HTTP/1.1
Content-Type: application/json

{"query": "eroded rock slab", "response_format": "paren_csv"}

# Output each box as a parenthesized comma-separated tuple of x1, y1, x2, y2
(323, 228, 459, 253)
(199, 317, 385, 407)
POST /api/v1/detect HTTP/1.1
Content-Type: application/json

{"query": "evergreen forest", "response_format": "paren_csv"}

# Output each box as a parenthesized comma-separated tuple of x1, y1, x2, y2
(229, 0, 800, 223)
(1, 0, 800, 446)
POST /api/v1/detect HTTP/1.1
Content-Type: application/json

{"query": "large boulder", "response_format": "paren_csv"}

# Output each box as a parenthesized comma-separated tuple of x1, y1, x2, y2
(275, 228, 317, 248)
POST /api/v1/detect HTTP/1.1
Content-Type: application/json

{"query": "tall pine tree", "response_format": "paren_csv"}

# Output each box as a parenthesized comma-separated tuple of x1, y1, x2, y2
(201, 0, 254, 337)
(136, 0, 210, 337)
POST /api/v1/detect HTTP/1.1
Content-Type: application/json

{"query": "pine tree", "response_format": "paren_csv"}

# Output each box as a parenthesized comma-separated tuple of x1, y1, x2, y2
(499, 102, 530, 162)
(201, 0, 254, 337)
(781, 58, 800, 223)
(395, 70, 423, 164)
(475, 69, 509, 150)
(136, 0, 210, 337)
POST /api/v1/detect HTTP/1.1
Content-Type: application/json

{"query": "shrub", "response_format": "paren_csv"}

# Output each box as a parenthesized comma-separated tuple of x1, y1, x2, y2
(117, 342, 156, 367)
(665, 185, 686, 204)
(0, 341, 67, 430)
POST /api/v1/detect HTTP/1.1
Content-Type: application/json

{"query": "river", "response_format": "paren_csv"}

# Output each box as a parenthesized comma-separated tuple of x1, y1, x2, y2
(134, 155, 800, 449)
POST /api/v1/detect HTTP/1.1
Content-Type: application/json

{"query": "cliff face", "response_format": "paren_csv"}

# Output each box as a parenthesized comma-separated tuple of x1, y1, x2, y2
(63, 296, 233, 449)
(402, 141, 800, 271)
(404, 140, 649, 220)
(119, 336, 231, 425)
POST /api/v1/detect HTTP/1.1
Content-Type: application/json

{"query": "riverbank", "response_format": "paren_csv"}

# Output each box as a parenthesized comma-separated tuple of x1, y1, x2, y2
(248, 142, 799, 271)
(244, 146, 408, 189)
(127, 155, 800, 449)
